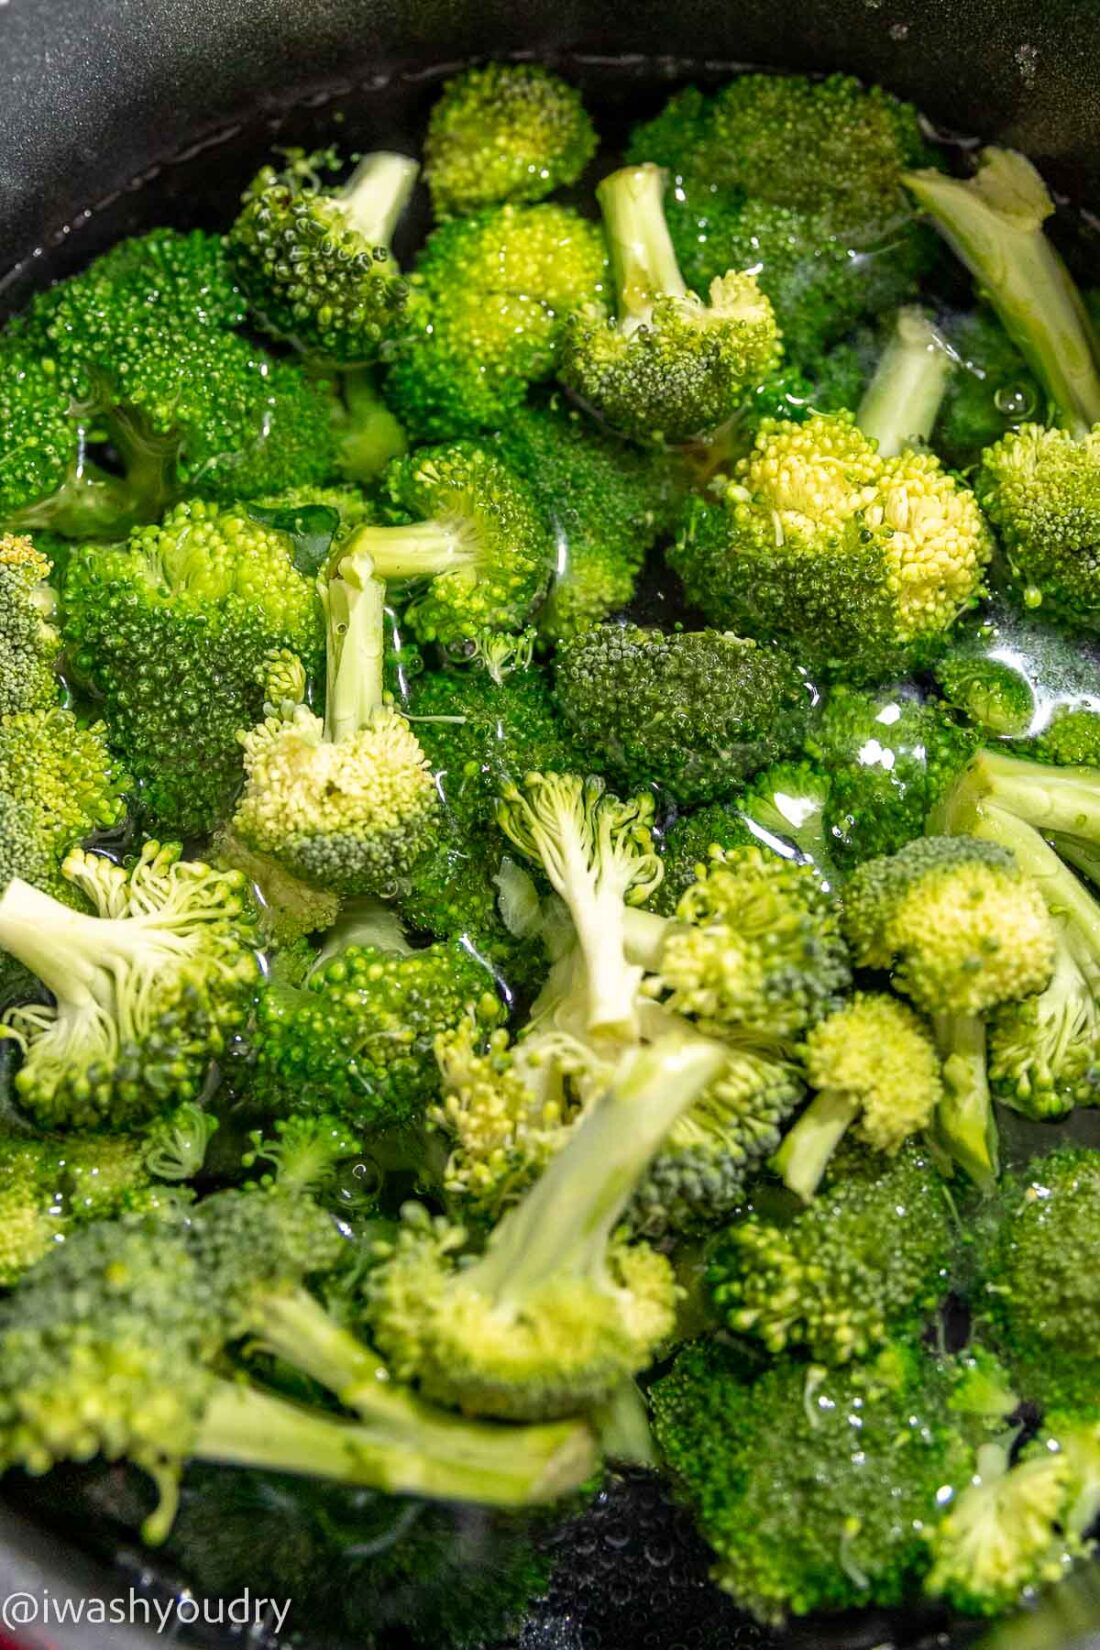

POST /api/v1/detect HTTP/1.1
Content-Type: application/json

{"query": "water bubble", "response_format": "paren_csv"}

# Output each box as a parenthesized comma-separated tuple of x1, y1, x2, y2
(1015, 43, 1039, 85)
(995, 382, 1038, 418)
(889, 20, 910, 39)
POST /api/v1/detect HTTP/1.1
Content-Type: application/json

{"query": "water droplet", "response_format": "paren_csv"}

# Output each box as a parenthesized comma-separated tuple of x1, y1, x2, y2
(995, 382, 1037, 418)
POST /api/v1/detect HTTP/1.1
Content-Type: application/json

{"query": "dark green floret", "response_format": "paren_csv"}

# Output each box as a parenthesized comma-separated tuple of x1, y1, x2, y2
(424, 63, 597, 217)
(555, 624, 809, 804)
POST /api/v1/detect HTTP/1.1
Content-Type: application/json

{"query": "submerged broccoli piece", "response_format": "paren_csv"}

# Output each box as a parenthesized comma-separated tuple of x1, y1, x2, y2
(0, 842, 260, 1130)
(61, 499, 324, 837)
(561, 163, 781, 445)
(710, 1140, 956, 1363)
(934, 306, 1043, 468)
(978, 424, 1100, 628)
(364, 1033, 727, 1420)
(229, 148, 419, 362)
(671, 410, 992, 683)
(933, 601, 1100, 741)
(843, 834, 1057, 1183)
(0, 706, 130, 888)
(0, 534, 58, 716)
(555, 625, 809, 805)
(423, 63, 597, 217)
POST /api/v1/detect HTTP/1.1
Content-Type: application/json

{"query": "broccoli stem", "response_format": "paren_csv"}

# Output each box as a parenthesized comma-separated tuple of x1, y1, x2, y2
(973, 804, 1100, 970)
(0, 876, 144, 1009)
(342, 521, 474, 582)
(771, 1088, 861, 1202)
(338, 152, 420, 249)
(597, 164, 688, 330)
(622, 906, 672, 971)
(468, 1036, 727, 1303)
(904, 150, 1100, 438)
(322, 560, 387, 742)
(338, 367, 408, 481)
(932, 1011, 998, 1188)
(970, 748, 1100, 843)
(856, 307, 952, 457)
(193, 1375, 588, 1513)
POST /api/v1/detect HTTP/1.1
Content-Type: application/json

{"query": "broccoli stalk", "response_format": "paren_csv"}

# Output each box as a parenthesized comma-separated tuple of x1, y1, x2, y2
(322, 558, 386, 742)
(332, 152, 420, 247)
(599, 162, 690, 332)
(856, 307, 952, 457)
(932, 1008, 998, 1188)
(959, 747, 1100, 842)
(904, 149, 1100, 437)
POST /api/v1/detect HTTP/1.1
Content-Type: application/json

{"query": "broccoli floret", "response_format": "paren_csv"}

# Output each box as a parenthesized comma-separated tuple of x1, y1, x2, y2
(36, 227, 248, 345)
(561, 164, 781, 445)
(252, 936, 501, 1129)
(933, 601, 1100, 741)
(363, 1032, 727, 1420)
(423, 63, 597, 217)
(211, 827, 341, 948)
(631, 845, 850, 1045)
(0, 534, 58, 715)
(495, 396, 684, 642)
(0, 841, 260, 1129)
(807, 682, 978, 868)
(385, 204, 607, 440)
(671, 410, 993, 683)
(650, 1336, 974, 1623)
(977, 424, 1100, 626)
(555, 625, 809, 805)
(61, 499, 324, 837)
(773, 992, 943, 1200)
(229, 148, 419, 363)
(231, 562, 438, 897)
(905, 147, 1100, 437)
(709, 1140, 956, 1362)
(341, 443, 549, 646)
(496, 773, 663, 1037)
(843, 834, 1057, 1182)
(935, 306, 1043, 468)
(335, 367, 409, 481)
(0, 706, 130, 886)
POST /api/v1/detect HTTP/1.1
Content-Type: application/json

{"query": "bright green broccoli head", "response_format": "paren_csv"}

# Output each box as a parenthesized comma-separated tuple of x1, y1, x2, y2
(978, 423, 1100, 627)
(344, 442, 549, 647)
(0, 534, 58, 716)
(229, 148, 418, 363)
(415, 202, 607, 317)
(561, 165, 781, 445)
(555, 624, 809, 805)
(423, 63, 597, 217)
(710, 1140, 956, 1363)
(61, 499, 324, 837)
(842, 834, 1056, 1017)
(671, 412, 993, 682)
(650, 1336, 972, 1623)
(0, 706, 130, 883)
(0, 841, 261, 1130)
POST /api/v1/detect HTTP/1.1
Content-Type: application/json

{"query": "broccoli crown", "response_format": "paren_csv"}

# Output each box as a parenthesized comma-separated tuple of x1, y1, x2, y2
(229, 149, 417, 363)
(423, 63, 597, 217)
(555, 625, 809, 805)
(233, 704, 438, 896)
(710, 1140, 955, 1364)
(0, 842, 261, 1130)
(842, 834, 1056, 1016)
(0, 793, 54, 896)
(988, 932, 1100, 1119)
(252, 939, 501, 1128)
(186, 1186, 346, 1340)
(351, 442, 550, 646)
(0, 706, 130, 879)
(807, 683, 978, 868)
(652, 845, 850, 1041)
(495, 396, 683, 643)
(934, 604, 1066, 739)
(978, 424, 1100, 626)
(935, 307, 1043, 469)
(62, 499, 324, 837)
(0, 341, 99, 534)
(671, 412, 993, 682)
(212, 828, 341, 948)
(0, 534, 58, 716)
(416, 203, 607, 317)
(803, 993, 943, 1149)
(650, 1336, 970, 1623)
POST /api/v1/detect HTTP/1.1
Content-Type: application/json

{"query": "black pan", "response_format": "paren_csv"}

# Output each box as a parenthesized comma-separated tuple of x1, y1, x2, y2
(4, 4, 1100, 1647)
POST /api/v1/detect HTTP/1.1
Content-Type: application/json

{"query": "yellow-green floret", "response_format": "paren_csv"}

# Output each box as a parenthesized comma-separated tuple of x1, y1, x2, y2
(977, 423, 1100, 626)
(0, 534, 58, 716)
(0, 706, 130, 888)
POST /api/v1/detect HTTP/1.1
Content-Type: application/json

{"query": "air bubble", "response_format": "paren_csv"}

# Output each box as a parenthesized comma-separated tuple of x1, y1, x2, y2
(995, 383, 1038, 418)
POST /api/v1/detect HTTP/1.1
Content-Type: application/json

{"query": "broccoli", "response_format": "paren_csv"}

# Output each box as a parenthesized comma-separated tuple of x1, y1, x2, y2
(934, 306, 1043, 469)
(904, 147, 1100, 437)
(363, 1032, 728, 1420)
(554, 625, 809, 805)
(423, 63, 596, 217)
(0, 841, 260, 1129)
(670, 410, 993, 683)
(773, 992, 943, 1200)
(806, 682, 978, 868)
(385, 205, 607, 440)
(0, 534, 58, 716)
(934, 601, 1100, 741)
(61, 499, 325, 837)
(211, 827, 341, 948)
(0, 706, 130, 889)
(252, 934, 502, 1129)
(629, 845, 850, 1045)
(229, 148, 419, 362)
(650, 1336, 976, 1623)
(977, 424, 1100, 626)
(340, 442, 549, 647)
(496, 772, 663, 1036)
(709, 1140, 957, 1362)
(856, 307, 953, 457)
(231, 561, 438, 897)
(495, 396, 684, 642)
(334, 366, 409, 481)
(842, 835, 1057, 1182)
(560, 163, 781, 445)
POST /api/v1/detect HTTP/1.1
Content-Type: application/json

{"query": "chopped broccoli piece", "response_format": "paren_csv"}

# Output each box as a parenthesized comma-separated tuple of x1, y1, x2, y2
(0, 706, 130, 886)
(423, 63, 597, 217)
(0, 534, 58, 716)
(978, 424, 1100, 627)
(229, 148, 419, 363)
(555, 624, 809, 805)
